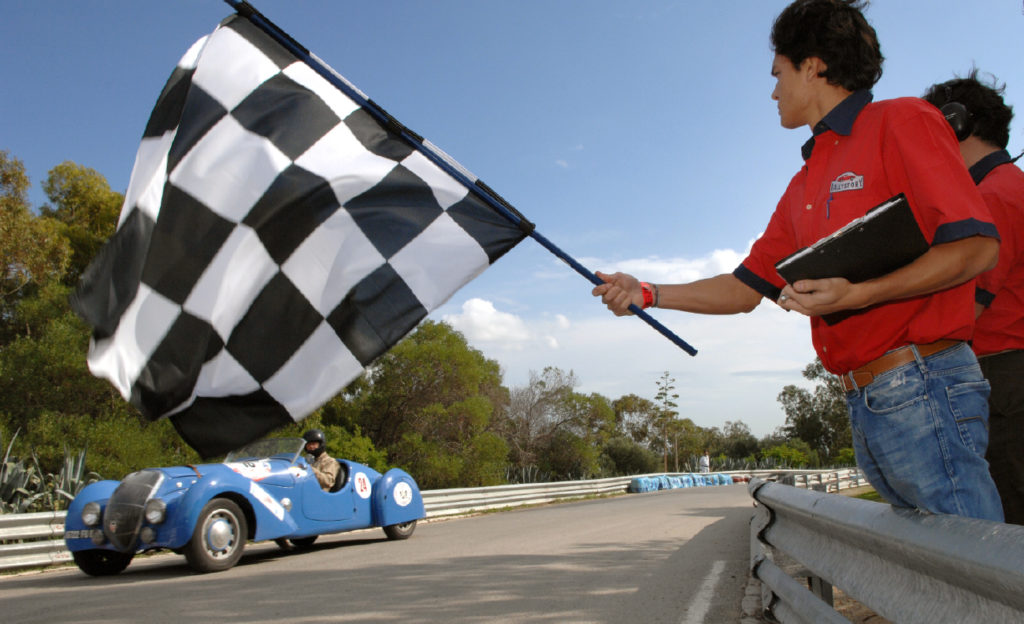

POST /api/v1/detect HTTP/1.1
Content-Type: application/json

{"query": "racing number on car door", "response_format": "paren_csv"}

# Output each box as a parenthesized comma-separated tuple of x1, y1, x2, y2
(354, 472, 371, 499)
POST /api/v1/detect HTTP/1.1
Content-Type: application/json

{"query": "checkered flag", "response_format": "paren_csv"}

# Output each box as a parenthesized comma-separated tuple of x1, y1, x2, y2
(72, 13, 528, 458)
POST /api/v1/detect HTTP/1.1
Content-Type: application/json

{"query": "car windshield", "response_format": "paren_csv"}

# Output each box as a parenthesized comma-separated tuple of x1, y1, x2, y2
(224, 437, 305, 464)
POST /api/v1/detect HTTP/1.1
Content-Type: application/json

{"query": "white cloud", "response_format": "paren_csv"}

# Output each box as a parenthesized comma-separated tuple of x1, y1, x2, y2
(434, 241, 818, 438)
(442, 298, 531, 347)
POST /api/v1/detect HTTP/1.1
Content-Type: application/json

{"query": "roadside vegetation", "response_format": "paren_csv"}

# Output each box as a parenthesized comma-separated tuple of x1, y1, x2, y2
(0, 149, 854, 513)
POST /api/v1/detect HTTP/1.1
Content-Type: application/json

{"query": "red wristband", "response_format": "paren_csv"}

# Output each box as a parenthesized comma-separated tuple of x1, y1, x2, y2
(640, 282, 654, 309)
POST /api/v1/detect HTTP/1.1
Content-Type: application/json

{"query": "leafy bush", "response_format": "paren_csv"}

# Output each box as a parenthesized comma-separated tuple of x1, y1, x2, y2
(28, 411, 199, 480)
(600, 436, 660, 476)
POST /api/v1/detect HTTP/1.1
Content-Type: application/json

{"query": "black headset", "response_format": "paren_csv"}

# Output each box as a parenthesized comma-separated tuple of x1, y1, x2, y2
(940, 85, 974, 141)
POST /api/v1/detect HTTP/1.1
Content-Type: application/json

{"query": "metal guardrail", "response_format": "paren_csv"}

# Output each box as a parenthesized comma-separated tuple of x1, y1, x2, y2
(0, 511, 72, 572)
(748, 477, 1024, 623)
(774, 468, 869, 492)
(422, 475, 634, 517)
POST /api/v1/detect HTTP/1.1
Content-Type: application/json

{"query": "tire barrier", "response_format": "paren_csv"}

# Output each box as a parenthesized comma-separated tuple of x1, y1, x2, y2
(627, 472, 735, 493)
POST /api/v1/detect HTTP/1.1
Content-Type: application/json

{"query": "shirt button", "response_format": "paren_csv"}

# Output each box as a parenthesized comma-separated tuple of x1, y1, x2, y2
(806, 204, 813, 210)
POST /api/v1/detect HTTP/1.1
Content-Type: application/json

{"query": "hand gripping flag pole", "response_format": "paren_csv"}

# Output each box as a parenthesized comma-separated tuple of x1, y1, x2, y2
(225, 0, 697, 357)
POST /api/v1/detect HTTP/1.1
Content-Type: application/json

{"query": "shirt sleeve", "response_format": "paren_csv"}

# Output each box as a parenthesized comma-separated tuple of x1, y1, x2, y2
(879, 101, 997, 244)
(735, 177, 802, 299)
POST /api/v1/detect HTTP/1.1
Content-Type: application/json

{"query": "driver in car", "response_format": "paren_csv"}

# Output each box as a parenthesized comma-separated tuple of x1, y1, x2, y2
(303, 429, 340, 491)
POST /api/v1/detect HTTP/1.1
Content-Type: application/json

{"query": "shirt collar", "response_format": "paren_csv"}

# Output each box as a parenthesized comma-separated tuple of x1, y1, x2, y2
(801, 90, 873, 160)
(968, 149, 1012, 185)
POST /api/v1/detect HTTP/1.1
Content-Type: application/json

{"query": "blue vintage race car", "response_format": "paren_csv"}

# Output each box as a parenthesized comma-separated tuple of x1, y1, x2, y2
(63, 437, 424, 575)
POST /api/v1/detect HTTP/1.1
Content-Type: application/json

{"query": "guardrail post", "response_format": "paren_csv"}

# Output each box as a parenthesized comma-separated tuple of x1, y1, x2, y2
(809, 575, 833, 607)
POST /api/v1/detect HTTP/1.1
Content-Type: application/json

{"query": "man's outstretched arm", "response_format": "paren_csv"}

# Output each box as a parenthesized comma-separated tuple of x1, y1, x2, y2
(593, 271, 763, 316)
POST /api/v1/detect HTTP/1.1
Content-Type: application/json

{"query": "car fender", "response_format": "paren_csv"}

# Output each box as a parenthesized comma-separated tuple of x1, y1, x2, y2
(64, 480, 121, 549)
(177, 471, 298, 542)
(371, 468, 425, 527)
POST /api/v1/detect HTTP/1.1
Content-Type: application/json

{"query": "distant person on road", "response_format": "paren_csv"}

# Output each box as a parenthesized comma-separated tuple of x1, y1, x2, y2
(592, 0, 1004, 521)
(699, 451, 711, 474)
(924, 71, 1024, 525)
(303, 429, 340, 491)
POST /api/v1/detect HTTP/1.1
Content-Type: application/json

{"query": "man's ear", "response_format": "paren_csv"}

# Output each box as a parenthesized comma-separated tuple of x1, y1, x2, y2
(802, 56, 828, 81)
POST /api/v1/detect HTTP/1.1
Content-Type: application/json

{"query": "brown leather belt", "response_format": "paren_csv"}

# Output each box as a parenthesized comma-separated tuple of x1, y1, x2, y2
(839, 339, 962, 392)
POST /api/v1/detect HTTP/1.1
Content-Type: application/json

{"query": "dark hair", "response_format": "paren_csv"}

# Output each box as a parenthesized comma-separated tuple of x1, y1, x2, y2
(922, 69, 1013, 148)
(771, 0, 883, 91)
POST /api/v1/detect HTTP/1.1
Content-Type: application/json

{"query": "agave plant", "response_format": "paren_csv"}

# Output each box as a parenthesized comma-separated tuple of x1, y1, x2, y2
(47, 445, 102, 510)
(0, 429, 47, 514)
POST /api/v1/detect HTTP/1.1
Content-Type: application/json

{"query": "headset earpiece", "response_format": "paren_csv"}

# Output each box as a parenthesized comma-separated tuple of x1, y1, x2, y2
(941, 102, 973, 141)
(940, 85, 973, 142)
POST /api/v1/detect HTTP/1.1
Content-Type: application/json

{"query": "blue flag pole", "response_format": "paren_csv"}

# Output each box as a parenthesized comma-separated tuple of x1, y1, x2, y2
(223, 0, 697, 357)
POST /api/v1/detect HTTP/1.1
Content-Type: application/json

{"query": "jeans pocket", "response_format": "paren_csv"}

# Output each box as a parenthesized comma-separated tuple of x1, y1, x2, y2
(861, 370, 926, 415)
(946, 380, 991, 454)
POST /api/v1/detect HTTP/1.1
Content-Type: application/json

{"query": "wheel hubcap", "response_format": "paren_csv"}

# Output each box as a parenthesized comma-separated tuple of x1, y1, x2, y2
(207, 516, 235, 552)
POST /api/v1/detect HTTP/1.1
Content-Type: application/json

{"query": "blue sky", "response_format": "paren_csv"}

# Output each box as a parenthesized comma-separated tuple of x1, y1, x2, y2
(3, 1, 1023, 437)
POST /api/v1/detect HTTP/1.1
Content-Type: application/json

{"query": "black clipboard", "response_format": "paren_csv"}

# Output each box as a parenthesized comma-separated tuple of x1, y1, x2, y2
(774, 193, 929, 324)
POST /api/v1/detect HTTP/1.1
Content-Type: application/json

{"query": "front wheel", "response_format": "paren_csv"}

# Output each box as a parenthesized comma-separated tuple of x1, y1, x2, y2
(72, 549, 133, 576)
(383, 520, 417, 540)
(184, 499, 248, 573)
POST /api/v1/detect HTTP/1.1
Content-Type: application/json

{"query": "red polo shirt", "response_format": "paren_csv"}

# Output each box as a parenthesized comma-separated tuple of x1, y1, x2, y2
(736, 93, 997, 374)
(971, 151, 1024, 356)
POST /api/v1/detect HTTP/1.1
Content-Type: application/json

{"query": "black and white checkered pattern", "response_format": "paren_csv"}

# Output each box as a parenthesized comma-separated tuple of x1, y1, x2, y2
(72, 15, 526, 458)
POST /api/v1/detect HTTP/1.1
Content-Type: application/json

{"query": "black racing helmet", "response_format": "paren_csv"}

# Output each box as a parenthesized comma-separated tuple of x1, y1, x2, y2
(303, 429, 326, 455)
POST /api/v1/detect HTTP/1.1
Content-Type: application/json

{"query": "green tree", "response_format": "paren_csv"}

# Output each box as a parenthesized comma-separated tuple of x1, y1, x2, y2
(719, 420, 759, 460)
(653, 372, 679, 471)
(355, 320, 508, 488)
(613, 393, 659, 444)
(0, 151, 71, 339)
(601, 435, 660, 476)
(538, 429, 599, 480)
(562, 391, 616, 447)
(0, 285, 128, 436)
(777, 359, 850, 463)
(40, 161, 122, 285)
(761, 438, 818, 468)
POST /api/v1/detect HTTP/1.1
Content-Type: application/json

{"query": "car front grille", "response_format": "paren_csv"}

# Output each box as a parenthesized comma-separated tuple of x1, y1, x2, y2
(102, 470, 163, 552)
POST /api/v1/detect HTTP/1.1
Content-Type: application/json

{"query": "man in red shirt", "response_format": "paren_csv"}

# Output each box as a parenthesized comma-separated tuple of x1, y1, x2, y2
(924, 72, 1024, 524)
(593, 0, 1004, 521)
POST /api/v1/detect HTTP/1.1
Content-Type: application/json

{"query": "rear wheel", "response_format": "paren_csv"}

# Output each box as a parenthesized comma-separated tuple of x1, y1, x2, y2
(383, 520, 416, 540)
(183, 499, 247, 572)
(72, 549, 133, 576)
(290, 536, 318, 548)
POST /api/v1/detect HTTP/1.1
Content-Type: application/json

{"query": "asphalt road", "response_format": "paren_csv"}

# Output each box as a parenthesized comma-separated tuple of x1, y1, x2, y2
(0, 484, 755, 623)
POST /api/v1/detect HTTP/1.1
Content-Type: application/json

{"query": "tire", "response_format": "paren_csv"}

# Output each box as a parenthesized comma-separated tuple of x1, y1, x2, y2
(183, 498, 248, 573)
(290, 536, 318, 548)
(72, 549, 133, 576)
(383, 519, 417, 540)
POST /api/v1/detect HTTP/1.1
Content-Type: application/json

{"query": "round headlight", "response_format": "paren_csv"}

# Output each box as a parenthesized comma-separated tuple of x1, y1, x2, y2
(144, 498, 167, 524)
(81, 502, 101, 527)
(140, 526, 157, 544)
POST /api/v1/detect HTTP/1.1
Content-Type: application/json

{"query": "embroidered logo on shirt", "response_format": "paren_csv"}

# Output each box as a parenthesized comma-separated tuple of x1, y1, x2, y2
(830, 171, 864, 193)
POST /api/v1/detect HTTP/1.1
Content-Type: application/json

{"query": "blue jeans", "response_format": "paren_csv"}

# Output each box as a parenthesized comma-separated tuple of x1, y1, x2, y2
(845, 342, 1004, 521)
